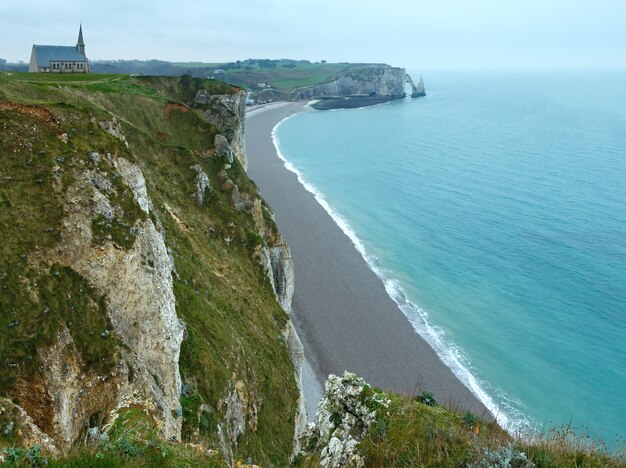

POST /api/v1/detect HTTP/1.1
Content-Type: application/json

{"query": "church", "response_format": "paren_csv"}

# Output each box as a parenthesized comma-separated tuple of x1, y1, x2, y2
(29, 25, 89, 73)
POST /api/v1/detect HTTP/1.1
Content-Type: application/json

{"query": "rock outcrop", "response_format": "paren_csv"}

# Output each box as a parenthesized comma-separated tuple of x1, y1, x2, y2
(217, 377, 259, 465)
(291, 65, 408, 100)
(99, 118, 128, 147)
(299, 373, 390, 467)
(251, 201, 295, 313)
(250, 200, 306, 457)
(284, 320, 307, 457)
(1, 74, 303, 466)
(406, 74, 426, 97)
(214, 134, 233, 164)
(0, 399, 59, 456)
(190, 164, 211, 206)
(194, 89, 248, 169)
(48, 152, 185, 445)
(260, 242, 295, 313)
(413, 75, 426, 97)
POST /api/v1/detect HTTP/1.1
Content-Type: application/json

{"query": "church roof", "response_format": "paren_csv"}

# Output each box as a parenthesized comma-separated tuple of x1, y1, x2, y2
(32, 45, 86, 67)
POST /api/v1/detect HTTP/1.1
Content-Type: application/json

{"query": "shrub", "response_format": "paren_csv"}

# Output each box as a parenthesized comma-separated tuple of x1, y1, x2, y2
(463, 411, 479, 429)
(416, 391, 437, 407)
(2, 444, 49, 466)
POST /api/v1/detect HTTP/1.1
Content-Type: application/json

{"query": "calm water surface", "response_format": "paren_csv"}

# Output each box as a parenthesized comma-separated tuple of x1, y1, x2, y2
(274, 70, 626, 447)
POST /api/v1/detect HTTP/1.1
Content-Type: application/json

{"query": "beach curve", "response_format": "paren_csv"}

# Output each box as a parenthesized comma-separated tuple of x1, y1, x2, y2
(245, 101, 495, 422)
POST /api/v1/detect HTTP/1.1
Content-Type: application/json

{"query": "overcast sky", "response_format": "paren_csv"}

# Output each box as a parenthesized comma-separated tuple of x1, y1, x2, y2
(1, 0, 625, 70)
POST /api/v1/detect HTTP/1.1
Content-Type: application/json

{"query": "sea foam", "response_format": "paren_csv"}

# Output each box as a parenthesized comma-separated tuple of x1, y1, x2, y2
(271, 116, 532, 435)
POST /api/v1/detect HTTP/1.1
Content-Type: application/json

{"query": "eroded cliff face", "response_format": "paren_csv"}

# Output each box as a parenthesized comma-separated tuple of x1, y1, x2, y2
(412, 75, 426, 97)
(0, 76, 301, 466)
(13, 126, 185, 451)
(405, 74, 426, 98)
(50, 151, 185, 444)
(291, 65, 409, 100)
(251, 197, 308, 459)
(194, 89, 248, 169)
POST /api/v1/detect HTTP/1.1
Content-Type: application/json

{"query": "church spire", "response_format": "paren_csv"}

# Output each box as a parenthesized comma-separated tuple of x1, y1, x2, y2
(77, 24, 85, 55)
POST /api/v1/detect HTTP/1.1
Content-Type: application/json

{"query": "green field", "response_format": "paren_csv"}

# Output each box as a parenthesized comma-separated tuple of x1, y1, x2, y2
(0, 71, 127, 83)
(218, 62, 349, 91)
(1, 60, 380, 97)
(175, 60, 389, 96)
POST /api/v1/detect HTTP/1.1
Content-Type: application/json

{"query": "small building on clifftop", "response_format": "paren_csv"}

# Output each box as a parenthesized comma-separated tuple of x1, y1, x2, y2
(29, 25, 89, 73)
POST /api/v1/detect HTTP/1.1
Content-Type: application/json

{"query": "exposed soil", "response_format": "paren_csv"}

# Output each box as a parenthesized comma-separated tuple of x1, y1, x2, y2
(0, 101, 58, 126)
(165, 101, 190, 117)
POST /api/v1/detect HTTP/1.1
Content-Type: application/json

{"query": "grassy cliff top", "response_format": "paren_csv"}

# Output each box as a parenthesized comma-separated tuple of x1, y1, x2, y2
(0, 72, 239, 100)
(1, 73, 297, 465)
(0, 59, 396, 93)
(1, 59, 402, 101)
(198, 61, 399, 92)
(208, 61, 351, 91)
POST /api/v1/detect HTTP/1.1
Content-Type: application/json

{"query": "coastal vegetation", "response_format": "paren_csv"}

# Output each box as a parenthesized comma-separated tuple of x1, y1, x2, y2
(88, 58, 359, 93)
(0, 59, 386, 96)
(355, 394, 623, 467)
(1, 71, 624, 467)
(293, 373, 624, 468)
(0, 71, 298, 466)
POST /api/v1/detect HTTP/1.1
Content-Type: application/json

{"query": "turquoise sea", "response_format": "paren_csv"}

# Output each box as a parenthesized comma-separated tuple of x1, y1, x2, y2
(273, 71, 626, 447)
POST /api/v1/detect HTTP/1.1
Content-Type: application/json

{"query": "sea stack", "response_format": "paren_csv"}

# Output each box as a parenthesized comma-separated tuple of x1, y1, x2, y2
(413, 75, 426, 97)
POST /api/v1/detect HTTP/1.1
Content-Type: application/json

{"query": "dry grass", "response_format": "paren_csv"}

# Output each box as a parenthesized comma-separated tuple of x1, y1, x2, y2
(357, 393, 625, 467)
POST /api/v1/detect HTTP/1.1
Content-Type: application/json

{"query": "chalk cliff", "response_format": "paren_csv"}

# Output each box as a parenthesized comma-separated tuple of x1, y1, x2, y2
(194, 89, 248, 169)
(413, 75, 426, 97)
(46, 150, 185, 448)
(290, 65, 419, 101)
(0, 75, 302, 466)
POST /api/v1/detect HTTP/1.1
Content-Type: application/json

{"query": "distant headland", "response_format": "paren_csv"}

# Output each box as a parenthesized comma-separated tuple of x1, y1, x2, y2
(1, 57, 425, 109)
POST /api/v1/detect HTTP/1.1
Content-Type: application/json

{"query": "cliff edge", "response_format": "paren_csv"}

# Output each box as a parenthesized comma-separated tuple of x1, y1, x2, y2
(290, 64, 424, 109)
(0, 73, 303, 466)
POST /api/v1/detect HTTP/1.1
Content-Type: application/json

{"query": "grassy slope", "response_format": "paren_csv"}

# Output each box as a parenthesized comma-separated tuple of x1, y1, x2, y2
(296, 390, 625, 468)
(0, 72, 297, 465)
(357, 394, 624, 468)
(216, 62, 349, 92)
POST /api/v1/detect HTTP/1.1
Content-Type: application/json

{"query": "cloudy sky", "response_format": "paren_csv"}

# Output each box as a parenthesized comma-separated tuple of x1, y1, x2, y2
(1, 0, 625, 70)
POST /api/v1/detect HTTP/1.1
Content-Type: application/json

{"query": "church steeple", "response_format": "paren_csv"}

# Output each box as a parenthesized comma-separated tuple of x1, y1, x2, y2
(77, 24, 85, 55)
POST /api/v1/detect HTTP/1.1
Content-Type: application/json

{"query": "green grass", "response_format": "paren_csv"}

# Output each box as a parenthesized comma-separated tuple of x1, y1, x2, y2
(297, 391, 626, 467)
(43, 406, 226, 467)
(0, 108, 126, 395)
(0, 71, 127, 83)
(263, 63, 347, 90)
(357, 394, 511, 467)
(216, 62, 349, 92)
(159, 60, 367, 94)
(1, 74, 298, 465)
